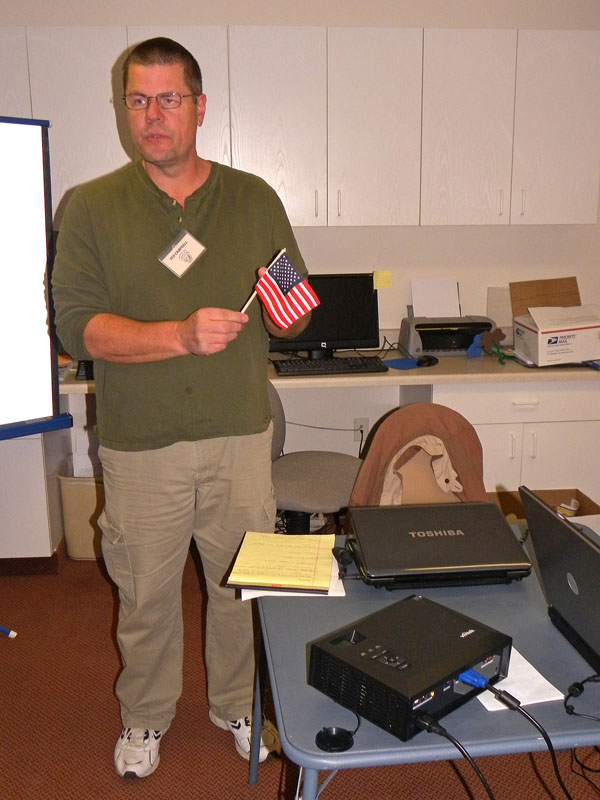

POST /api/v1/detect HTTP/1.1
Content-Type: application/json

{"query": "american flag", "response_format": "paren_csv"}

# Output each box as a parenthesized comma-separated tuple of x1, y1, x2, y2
(255, 251, 319, 329)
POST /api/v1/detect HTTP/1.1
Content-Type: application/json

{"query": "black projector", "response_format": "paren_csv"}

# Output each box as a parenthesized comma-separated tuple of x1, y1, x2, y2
(308, 595, 511, 741)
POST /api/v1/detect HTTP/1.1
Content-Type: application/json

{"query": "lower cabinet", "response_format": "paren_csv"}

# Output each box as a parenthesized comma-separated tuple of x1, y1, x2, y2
(0, 427, 70, 558)
(473, 420, 600, 498)
(433, 381, 600, 499)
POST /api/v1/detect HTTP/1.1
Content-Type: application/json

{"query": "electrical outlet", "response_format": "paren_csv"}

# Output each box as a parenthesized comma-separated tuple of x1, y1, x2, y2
(354, 417, 369, 442)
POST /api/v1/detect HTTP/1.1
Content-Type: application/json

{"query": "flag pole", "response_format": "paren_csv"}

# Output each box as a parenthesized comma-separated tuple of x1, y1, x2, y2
(240, 248, 286, 314)
(240, 292, 256, 314)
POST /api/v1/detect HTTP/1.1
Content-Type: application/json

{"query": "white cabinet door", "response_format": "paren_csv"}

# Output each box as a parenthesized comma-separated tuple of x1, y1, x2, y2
(436, 381, 600, 498)
(27, 27, 131, 224)
(521, 422, 600, 498)
(327, 28, 422, 226)
(421, 29, 516, 226)
(126, 26, 231, 166)
(474, 421, 600, 498)
(473, 423, 524, 492)
(0, 437, 50, 558)
(228, 26, 327, 227)
(511, 30, 600, 225)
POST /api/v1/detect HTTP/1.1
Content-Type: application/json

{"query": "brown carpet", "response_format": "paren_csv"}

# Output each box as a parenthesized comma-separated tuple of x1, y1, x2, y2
(2, 546, 600, 800)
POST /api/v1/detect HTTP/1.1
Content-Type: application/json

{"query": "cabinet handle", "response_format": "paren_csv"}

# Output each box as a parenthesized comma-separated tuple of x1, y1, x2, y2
(520, 189, 526, 216)
(511, 400, 539, 407)
(314, 190, 319, 218)
(529, 431, 538, 459)
(509, 431, 516, 459)
(337, 189, 342, 218)
(498, 188, 504, 217)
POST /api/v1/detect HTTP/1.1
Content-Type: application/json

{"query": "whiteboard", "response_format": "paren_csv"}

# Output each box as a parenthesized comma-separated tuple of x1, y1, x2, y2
(0, 116, 57, 434)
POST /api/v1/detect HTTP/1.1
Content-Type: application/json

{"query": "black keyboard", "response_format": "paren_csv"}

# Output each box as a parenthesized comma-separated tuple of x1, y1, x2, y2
(273, 356, 388, 377)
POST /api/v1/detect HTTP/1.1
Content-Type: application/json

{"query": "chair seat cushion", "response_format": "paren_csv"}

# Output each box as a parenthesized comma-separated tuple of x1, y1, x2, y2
(272, 451, 361, 513)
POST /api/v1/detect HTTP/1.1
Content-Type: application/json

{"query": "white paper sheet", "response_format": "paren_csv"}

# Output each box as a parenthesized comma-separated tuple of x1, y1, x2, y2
(411, 277, 461, 317)
(477, 649, 563, 711)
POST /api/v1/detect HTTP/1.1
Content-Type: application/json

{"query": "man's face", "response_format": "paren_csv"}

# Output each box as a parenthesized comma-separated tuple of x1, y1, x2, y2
(125, 62, 206, 169)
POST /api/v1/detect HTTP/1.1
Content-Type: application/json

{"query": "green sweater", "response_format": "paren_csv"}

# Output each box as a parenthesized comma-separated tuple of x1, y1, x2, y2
(52, 160, 307, 451)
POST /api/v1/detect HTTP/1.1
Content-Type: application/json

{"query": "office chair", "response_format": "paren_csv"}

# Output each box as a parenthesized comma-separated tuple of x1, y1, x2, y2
(268, 382, 362, 534)
(348, 402, 487, 508)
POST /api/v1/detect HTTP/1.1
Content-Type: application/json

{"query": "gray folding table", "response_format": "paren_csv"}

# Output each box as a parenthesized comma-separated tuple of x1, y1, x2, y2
(249, 554, 600, 800)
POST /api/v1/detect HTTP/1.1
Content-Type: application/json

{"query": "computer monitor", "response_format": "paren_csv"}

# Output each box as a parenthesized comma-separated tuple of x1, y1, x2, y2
(269, 273, 380, 359)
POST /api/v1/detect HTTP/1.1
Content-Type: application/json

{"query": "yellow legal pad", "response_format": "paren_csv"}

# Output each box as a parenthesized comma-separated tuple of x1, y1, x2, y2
(227, 532, 335, 594)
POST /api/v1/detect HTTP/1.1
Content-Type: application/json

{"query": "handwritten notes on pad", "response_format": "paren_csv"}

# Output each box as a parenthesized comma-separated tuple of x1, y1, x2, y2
(227, 532, 335, 594)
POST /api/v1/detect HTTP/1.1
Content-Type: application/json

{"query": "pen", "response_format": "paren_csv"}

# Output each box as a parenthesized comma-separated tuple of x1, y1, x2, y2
(0, 625, 17, 638)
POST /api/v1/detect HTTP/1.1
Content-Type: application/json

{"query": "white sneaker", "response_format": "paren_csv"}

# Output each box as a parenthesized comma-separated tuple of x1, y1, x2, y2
(209, 709, 280, 762)
(114, 727, 168, 778)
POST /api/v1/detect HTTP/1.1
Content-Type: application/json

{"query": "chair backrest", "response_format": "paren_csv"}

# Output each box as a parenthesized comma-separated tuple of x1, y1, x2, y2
(349, 402, 487, 508)
(267, 381, 286, 460)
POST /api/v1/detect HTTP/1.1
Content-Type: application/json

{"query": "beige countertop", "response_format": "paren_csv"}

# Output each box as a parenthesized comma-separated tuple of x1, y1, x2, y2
(59, 353, 600, 394)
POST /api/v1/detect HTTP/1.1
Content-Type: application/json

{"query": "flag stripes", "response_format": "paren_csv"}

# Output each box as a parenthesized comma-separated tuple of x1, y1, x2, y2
(255, 251, 319, 329)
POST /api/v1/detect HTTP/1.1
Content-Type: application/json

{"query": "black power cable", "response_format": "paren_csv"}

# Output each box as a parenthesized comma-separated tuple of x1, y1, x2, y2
(459, 668, 574, 800)
(570, 748, 600, 794)
(415, 713, 496, 800)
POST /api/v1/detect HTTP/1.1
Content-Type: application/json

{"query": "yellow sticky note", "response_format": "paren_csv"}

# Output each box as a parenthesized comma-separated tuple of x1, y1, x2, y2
(373, 270, 391, 290)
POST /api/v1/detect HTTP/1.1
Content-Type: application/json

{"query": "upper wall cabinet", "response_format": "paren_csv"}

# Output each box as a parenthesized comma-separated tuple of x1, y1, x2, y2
(6, 25, 600, 229)
(511, 30, 600, 225)
(27, 27, 131, 224)
(421, 29, 517, 226)
(327, 28, 422, 226)
(228, 26, 327, 227)
(126, 26, 230, 167)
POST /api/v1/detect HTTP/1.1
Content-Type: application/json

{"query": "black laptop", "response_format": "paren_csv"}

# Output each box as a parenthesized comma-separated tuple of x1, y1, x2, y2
(519, 485, 600, 673)
(346, 501, 531, 589)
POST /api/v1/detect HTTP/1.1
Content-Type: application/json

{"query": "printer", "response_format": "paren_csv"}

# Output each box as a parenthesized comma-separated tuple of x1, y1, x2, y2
(399, 316, 495, 357)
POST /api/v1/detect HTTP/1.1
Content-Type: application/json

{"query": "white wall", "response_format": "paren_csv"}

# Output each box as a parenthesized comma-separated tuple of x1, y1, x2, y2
(3, 0, 600, 330)
(4, 0, 600, 27)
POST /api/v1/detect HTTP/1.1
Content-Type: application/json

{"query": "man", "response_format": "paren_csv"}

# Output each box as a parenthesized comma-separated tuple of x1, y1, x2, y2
(52, 37, 310, 779)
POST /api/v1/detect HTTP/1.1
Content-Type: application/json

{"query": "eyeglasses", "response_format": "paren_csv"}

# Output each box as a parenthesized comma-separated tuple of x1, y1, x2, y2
(122, 92, 195, 110)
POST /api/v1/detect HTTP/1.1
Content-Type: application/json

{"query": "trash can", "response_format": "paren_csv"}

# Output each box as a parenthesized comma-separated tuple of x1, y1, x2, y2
(58, 470, 104, 560)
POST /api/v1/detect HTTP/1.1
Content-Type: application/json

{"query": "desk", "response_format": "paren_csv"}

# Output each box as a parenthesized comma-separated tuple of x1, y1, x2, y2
(254, 566, 600, 800)
(59, 353, 600, 395)
(59, 354, 600, 501)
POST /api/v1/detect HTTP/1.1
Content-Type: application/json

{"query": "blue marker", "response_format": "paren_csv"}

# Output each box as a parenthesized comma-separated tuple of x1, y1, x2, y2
(0, 625, 17, 638)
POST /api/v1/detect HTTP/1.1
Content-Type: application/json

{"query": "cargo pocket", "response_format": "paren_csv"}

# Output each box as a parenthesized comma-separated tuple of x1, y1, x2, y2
(99, 509, 136, 605)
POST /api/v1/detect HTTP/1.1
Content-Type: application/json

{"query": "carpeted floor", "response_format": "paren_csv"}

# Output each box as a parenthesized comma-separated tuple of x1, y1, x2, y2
(2, 546, 600, 800)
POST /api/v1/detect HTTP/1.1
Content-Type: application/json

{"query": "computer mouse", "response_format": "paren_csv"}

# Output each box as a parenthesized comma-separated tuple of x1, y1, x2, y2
(416, 355, 439, 367)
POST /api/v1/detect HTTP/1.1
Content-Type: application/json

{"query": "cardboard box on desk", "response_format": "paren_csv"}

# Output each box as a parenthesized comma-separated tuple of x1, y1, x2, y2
(513, 305, 600, 366)
(487, 489, 600, 520)
(509, 276, 600, 366)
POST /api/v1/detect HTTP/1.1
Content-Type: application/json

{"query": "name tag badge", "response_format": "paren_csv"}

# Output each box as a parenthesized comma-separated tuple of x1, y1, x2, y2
(158, 230, 206, 278)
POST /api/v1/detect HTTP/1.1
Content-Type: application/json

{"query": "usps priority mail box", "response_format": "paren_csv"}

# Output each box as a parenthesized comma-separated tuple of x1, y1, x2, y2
(514, 305, 600, 366)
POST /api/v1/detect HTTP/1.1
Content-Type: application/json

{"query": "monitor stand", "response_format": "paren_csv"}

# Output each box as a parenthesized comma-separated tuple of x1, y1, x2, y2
(308, 348, 334, 360)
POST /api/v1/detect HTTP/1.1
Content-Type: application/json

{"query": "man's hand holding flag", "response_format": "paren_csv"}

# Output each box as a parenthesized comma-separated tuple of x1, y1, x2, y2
(242, 249, 319, 329)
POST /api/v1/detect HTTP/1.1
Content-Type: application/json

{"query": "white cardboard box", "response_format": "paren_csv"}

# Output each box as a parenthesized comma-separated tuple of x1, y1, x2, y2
(514, 304, 600, 366)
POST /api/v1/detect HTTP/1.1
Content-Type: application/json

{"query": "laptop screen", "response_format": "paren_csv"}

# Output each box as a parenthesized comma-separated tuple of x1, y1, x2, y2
(519, 485, 600, 672)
